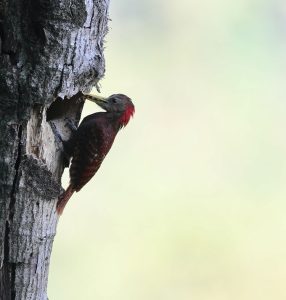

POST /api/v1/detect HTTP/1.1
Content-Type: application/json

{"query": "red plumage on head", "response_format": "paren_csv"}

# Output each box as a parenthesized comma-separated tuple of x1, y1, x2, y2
(119, 103, 135, 127)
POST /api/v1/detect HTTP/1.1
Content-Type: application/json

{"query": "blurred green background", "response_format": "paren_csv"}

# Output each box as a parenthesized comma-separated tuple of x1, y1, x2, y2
(49, 1, 286, 299)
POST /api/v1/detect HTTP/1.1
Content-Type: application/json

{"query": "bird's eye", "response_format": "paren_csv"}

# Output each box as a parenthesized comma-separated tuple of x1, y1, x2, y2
(112, 98, 117, 104)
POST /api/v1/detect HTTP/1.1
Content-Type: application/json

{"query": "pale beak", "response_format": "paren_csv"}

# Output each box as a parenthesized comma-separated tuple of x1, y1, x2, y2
(84, 94, 108, 110)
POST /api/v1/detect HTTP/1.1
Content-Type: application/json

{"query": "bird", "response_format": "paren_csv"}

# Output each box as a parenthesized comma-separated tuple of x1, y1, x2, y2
(56, 93, 135, 215)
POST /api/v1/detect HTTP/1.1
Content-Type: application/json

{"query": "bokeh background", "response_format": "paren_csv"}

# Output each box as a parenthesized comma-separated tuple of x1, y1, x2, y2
(49, 1, 286, 299)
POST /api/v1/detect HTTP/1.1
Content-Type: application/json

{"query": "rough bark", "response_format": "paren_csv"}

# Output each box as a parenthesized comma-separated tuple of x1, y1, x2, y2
(0, 0, 109, 299)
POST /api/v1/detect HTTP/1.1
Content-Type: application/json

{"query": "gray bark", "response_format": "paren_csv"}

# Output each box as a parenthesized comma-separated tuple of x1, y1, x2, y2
(0, 0, 109, 299)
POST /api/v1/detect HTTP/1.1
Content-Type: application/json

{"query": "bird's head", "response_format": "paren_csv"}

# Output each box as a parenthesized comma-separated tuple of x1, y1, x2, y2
(86, 93, 135, 127)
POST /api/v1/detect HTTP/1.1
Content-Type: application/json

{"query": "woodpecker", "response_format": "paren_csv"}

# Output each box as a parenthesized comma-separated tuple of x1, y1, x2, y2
(56, 93, 135, 215)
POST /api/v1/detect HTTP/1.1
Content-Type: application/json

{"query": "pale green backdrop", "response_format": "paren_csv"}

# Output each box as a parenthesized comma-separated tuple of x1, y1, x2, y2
(49, 1, 286, 299)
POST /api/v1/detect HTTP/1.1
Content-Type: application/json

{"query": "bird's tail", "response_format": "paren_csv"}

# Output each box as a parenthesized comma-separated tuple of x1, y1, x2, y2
(56, 185, 74, 215)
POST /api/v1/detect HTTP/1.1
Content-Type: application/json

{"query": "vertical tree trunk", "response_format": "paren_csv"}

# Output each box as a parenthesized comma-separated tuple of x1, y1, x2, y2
(0, 0, 109, 298)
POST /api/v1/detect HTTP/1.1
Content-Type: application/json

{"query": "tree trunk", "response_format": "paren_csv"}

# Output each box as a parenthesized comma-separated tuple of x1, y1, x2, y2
(0, 0, 109, 298)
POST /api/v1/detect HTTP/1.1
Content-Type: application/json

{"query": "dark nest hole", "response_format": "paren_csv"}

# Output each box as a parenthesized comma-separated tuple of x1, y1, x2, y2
(46, 91, 84, 124)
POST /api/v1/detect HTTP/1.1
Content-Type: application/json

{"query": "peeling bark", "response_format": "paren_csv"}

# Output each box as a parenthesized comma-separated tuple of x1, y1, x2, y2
(0, 0, 109, 298)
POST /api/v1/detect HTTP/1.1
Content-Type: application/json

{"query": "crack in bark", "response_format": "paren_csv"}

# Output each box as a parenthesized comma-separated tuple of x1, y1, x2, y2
(9, 125, 23, 213)
(70, 33, 78, 71)
(54, 65, 66, 97)
(3, 124, 23, 300)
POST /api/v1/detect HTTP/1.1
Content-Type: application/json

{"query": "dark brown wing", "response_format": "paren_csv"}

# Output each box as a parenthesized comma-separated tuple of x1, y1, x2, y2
(69, 116, 105, 191)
